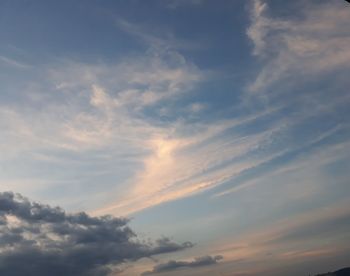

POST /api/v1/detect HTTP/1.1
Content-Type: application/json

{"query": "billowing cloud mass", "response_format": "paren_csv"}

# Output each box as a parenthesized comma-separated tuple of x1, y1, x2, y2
(0, 192, 193, 276)
(141, 255, 223, 275)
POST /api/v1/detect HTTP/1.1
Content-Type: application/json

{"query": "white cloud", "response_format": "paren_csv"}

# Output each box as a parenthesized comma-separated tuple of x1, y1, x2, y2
(247, 0, 350, 93)
(214, 125, 348, 198)
(93, 115, 289, 215)
(0, 55, 31, 69)
(0, 43, 216, 214)
(2, 2, 350, 218)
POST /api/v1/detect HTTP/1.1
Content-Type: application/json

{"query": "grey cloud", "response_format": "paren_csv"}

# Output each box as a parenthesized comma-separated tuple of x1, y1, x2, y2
(141, 255, 223, 275)
(0, 191, 193, 276)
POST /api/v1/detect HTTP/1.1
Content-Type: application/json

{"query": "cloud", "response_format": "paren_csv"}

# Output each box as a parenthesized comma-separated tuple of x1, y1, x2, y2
(0, 45, 206, 210)
(247, 0, 350, 93)
(0, 55, 31, 69)
(213, 126, 349, 198)
(213, 198, 350, 265)
(141, 255, 223, 275)
(163, 0, 203, 10)
(0, 192, 193, 276)
(1, 39, 292, 216)
(93, 115, 288, 215)
(3, 0, 349, 219)
(116, 19, 199, 52)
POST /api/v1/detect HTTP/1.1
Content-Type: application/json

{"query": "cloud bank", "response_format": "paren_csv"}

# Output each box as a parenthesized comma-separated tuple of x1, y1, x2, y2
(142, 255, 223, 275)
(0, 192, 193, 276)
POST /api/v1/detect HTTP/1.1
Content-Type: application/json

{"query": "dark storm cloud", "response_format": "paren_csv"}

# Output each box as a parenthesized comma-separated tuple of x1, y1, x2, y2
(0, 191, 194, 276)
(141, 255, 223, 275)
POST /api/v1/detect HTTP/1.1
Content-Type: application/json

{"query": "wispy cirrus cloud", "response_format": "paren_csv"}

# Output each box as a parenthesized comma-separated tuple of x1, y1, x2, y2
(0, 44, 205, 210)
(0, 19, 292, 216)
(1, 1, 350, 221)
(162, 0, 203, 10)
(247, 0, 350, 93)
(1, 2, 350, 275)
(0, 55, 31, 69)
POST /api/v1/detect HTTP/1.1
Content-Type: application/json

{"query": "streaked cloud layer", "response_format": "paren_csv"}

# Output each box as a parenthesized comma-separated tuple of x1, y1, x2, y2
(0, 0, 350, 275)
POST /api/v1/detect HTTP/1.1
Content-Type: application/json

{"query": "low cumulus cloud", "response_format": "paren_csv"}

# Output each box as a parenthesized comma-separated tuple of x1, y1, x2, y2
(0, 191, 193, 276)
(142, 255, 223, 275)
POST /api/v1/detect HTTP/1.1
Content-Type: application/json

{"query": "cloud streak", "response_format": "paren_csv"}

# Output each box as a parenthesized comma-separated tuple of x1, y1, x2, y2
(141, 255, 223, 275)
(1, 30, 292, 216)
(206, 199, 350, 276)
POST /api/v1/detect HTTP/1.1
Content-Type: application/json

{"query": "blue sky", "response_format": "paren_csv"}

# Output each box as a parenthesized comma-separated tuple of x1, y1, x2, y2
(0, 0, 350, 275)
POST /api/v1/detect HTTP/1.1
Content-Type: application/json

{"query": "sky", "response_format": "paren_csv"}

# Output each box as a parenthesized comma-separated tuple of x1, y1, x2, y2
(0, 0, 350, 275)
